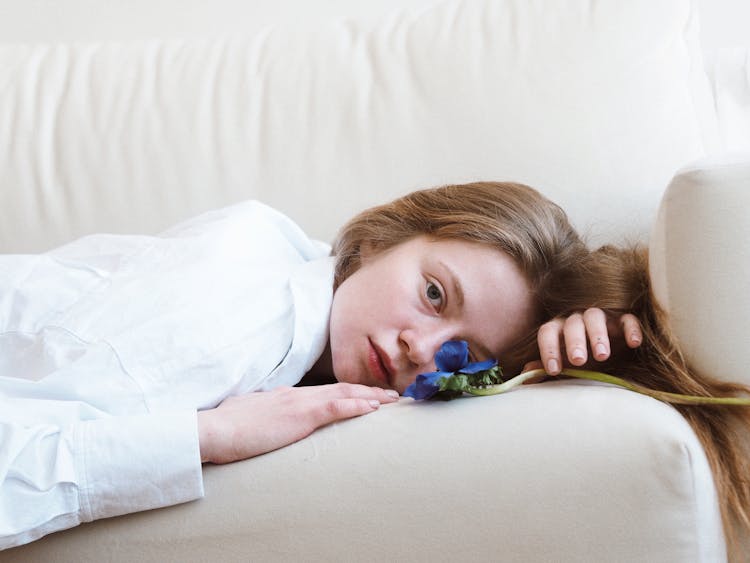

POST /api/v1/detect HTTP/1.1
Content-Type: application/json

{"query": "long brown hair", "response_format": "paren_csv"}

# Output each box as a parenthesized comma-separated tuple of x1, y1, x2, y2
(333, 181, 750, 557)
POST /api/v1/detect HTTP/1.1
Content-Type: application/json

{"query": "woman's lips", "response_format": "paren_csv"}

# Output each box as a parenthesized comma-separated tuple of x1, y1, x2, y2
(367, 339, 392, 387)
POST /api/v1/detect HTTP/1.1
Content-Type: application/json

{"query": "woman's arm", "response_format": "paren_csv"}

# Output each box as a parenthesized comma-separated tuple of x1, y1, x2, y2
(0, 408, 202, 550)
(0, 384, 396, 548)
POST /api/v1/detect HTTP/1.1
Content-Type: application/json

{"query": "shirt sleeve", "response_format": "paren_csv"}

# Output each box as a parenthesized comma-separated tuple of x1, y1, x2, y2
(0, 407, 204, 550)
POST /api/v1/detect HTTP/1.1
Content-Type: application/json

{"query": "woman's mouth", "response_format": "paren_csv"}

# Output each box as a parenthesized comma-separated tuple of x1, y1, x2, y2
(367, 339, 392, 387)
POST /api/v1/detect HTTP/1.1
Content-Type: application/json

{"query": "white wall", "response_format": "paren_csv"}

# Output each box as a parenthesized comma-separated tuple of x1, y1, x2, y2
(698, 0, 750, 49)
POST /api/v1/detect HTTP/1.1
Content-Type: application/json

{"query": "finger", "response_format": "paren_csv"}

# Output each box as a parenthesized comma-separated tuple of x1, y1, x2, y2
(562, 312, 588, 366)
(537, 318, 564, 375)
(583, 307, 610, 361)
(620, 313, 643, 348)
(316, 397, 381, 426)
(312, 382, 399, 402)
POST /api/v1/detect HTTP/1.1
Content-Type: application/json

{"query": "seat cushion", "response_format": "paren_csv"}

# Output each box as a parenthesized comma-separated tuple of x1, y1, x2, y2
(4, 382, 725, 562)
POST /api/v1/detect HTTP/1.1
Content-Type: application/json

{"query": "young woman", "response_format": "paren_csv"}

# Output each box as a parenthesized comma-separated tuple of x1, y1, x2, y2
(0, 181, 742, 551)
(197, 182, 641, 465)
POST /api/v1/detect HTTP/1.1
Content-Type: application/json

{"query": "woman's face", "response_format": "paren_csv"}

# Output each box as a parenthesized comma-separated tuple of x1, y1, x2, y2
(329, 236, 535, 394)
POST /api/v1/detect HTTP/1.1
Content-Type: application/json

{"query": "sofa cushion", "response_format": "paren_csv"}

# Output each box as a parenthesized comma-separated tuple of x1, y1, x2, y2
(704, 48, 750, 153)
(0, 0, 716, 252)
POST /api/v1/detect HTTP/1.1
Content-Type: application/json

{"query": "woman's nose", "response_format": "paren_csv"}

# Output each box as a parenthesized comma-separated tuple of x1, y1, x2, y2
(399, 326, 454, 370)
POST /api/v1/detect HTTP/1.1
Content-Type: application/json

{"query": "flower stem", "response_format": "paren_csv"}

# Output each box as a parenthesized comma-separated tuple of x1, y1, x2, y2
(467, 368, 750, 406)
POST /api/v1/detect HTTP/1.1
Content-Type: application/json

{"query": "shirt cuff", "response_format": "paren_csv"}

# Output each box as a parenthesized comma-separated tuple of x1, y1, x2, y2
(75, 409, 204, 522)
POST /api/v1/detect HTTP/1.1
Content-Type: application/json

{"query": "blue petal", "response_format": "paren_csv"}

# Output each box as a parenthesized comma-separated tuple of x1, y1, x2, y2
(458, 359, 498, 374)
(403, 371, 451, 400)
(434, 340, 469, 372)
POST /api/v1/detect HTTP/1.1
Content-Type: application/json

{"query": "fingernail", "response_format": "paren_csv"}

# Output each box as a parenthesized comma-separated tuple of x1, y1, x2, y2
(631, 334, 641, 345)
(595, 343, 608, 357)
(368, 400, 381, 409)
(572, 347, 585, 362)
(385, 389, 400, 399)
(547, 359, 559, 374)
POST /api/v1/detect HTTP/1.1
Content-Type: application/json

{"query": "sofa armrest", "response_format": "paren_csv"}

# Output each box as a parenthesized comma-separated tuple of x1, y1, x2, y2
(4, 382, 724, 562)
(649, 155, 750, 387)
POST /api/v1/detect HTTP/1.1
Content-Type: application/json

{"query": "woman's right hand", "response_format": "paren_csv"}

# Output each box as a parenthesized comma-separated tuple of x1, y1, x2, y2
(524, 308, 643, 377)
(197, 383, 399, 464)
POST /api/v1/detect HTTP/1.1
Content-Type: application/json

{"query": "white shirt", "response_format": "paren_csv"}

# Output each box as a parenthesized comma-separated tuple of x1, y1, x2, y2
(0, 201, 334, 549)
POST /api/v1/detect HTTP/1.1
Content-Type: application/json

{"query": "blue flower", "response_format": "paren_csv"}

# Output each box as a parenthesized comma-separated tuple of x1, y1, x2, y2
(404, 340, 498, 400)
(404, 371, 448, 400)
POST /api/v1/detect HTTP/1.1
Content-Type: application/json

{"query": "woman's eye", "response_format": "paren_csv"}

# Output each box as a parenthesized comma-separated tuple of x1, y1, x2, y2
(425, 282, 443, 309)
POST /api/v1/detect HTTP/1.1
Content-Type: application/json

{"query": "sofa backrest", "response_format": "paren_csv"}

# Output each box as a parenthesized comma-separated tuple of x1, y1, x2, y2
(0, 0, 716, 252)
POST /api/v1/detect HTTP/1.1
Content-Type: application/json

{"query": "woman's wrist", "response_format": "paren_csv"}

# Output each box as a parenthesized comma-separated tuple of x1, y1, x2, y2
(197, 409, 222, 464)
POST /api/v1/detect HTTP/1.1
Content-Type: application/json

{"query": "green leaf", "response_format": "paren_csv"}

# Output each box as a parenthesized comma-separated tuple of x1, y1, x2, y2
(431, 367, 506, 400)
(439, 373, 470, 393)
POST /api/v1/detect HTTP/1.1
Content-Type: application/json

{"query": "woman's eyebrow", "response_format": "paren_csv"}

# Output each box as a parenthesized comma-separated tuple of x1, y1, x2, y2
(437, 260, 464, 308)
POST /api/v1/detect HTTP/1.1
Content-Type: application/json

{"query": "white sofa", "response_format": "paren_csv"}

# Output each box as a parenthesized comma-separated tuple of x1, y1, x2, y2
(2, 0, 749, 561)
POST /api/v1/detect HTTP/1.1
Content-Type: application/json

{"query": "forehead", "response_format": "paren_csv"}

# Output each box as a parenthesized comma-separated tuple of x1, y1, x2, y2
(397, 236, 520, 281)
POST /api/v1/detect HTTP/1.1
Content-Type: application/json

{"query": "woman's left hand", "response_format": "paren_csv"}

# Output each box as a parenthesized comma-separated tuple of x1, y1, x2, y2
(197, 383, 398, 464)
(525, 308, 642, 376)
